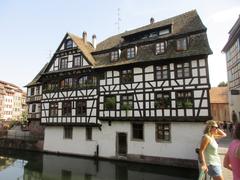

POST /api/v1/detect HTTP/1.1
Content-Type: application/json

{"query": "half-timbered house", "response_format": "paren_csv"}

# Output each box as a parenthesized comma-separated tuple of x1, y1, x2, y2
(26, 10, 212, 168)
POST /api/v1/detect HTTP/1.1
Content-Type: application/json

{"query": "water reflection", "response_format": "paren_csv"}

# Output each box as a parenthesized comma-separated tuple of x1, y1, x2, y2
(0, 150, 197, 180)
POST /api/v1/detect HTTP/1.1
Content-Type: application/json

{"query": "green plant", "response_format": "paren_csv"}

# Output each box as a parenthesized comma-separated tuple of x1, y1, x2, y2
(184, 101, 193, 108)
(104, 97, 116, 110)
(121, 103, 132, 114)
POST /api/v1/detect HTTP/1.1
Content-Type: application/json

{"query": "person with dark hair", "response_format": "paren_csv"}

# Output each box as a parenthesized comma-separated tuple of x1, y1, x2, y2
(232, 110, 238, 125)
(199, 120, 226, 180)
(224, 123, 240, 180)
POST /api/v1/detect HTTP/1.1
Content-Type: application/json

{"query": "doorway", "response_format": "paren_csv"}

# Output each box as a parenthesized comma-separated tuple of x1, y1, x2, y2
(116, 133, 127, 156)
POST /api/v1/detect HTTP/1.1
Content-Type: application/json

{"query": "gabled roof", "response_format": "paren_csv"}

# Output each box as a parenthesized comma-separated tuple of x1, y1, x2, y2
(68, 33, 96, 65)
(210, 87, 229, 104)
(95, 10, 207, 52)
(222, 15, 240, 52)
(25, 63, 49, 87)
(44, 33, 96, 73)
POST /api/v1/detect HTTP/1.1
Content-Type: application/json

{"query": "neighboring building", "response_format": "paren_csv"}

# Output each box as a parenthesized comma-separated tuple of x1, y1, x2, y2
(25, 64, 48, 136)
(209, 87, 230, 122)
(26, 10, 212, 168)
(222, 15, 240, 123)
(0, 80, 26, 121)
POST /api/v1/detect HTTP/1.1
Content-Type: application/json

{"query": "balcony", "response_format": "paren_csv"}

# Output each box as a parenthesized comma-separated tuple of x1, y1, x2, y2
(26, 95, 42, 103)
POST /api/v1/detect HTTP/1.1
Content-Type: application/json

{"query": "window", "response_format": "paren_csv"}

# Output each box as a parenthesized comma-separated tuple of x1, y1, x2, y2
(155, 92, 171, 108)
(76, 100, 86, 116)
(121, 94, 133, 110)
(127, 47, 135, 59)
(32, 104, 36, 113)
(49, 102, 58, 117)
(73, 55, 82, 67)
(36, 86, 40, 95)
(132, 123, 144, 140)
(62, 170, 72, 180)
(44, 81, 58, 92)
(156, 123, 170, 141)
(156, 42, 165, 54)
(86, 127, 92, 140)
(60, 78, 73, 89)
(176, 91, 193, 108)
(155, 65, 168, 80)
(30, 87, 34, 96)
(121, 69, 133, 84)
(111, 51, 119, 61)
(176, 37, 187, 51)
(62, 101, 72, 116)
(63, 126, 72, 139)
(77, 76, 97, 88)
(104, 95, 116, 110)
(176, 62, 190, 78)
(60, 58, 68, 69)
(159, 29, 170, 36)
(65, 39, 73, 49)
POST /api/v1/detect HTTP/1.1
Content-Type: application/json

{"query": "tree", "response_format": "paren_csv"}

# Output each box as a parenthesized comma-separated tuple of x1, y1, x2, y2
(218, 81, 228, 87)
(20, 111, 28, 123)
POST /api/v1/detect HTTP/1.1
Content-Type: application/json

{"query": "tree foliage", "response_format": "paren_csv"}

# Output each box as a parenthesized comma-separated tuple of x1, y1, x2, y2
(218, 81, 228, 87)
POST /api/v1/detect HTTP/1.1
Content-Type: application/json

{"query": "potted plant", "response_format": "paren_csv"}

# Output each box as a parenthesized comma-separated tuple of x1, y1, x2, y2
(104, 97, 116, 110)
(184, 101, 193, 108)
(121, 103, 132, 115)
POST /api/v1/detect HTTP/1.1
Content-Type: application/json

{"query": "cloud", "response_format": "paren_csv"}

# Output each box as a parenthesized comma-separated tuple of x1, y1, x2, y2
(209, 7, 240, 23)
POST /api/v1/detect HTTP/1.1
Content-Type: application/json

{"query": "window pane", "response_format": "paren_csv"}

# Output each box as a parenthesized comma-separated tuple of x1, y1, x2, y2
(132, 123, 144, 140)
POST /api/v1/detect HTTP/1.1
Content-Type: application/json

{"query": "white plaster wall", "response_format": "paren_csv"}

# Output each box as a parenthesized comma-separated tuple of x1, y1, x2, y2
(44, 122, 205, 161)
(44, 126, 97, 156)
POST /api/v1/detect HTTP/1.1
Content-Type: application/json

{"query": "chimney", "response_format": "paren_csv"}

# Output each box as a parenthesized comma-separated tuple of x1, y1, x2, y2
(92, 34, 97, 49)
(82, 31, 87, 43)
(150, 17, 155, 24)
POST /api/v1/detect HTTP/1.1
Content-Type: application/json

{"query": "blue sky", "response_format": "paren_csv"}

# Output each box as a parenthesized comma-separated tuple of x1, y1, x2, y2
(0, 0, 240, 89)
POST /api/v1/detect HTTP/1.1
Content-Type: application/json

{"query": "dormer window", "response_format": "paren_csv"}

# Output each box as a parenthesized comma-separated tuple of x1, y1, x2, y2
(111, 51, 119, 62)
(127, 47, 136, 59)
(65, 39, 73, 49)
(176, 37, 187, 51)
(156, 42, 165, 54)
(159, 29, 170, 36)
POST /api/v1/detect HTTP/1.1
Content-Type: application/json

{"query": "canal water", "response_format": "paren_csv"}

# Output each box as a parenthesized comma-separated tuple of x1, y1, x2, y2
(0, 149, 198, 180)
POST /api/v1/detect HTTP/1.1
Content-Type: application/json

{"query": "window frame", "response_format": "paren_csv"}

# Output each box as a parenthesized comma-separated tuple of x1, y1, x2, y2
(155, 64, 169, 80)
(62, 101, 72, 116)
(104, 95, 116, 110)
(155, 42, 166, 55)
(63, 126, 73, 139)
(76, 100, 87, 116)
(175, 62, 191, 78)
(176, 91, 194, 109)
(176, 37, 188, 51)
(86, 127, 92, 140)
(121, 69, 133, 84)
(111, 51, 119, 62)
(30, 87, 34, 96)
(127, 47, 136, 59)
(59, 57, 68, 69)
(156, 123, 171, 142)
(60, 78, 73, 90)
(132, 123, 144, 141)
(65, 39, 73, 49)
(121, 94, 133, 110)
(155, 92, 171, 109)
(49, 102, 58, 117)
(73, 55, 82, 67)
